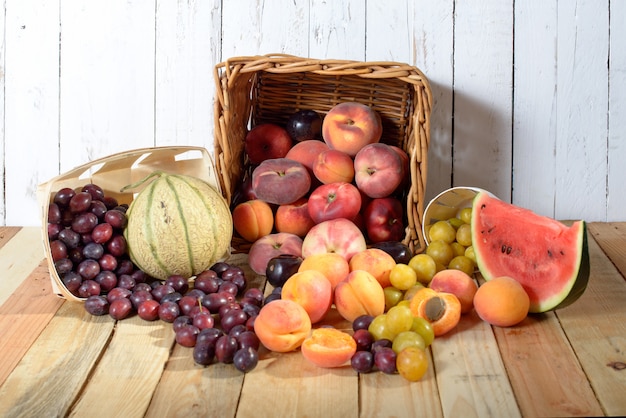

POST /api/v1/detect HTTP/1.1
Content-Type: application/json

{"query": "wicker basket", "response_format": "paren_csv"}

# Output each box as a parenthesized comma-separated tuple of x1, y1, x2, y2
(213, 54, 432, 255)
(37, 146, 222, 301)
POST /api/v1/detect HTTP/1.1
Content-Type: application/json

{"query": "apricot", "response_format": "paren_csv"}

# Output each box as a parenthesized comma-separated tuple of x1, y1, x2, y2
(298, 252, 350, 291)
(254, 299, 312, 353)
(348, 248, 396, 289)
(285, 139, 330, 178)
(281, 270, 333, 324)
(474, 276, 529, 327)
(275, 198, 316, 237)
(334, 270, 386, 322)
(232, 199, 274, 242)
(301, 327, 357, 368)
(410, 287, 461, 336)
(313, 149, 355, 184)
(429, 269, 478, 314)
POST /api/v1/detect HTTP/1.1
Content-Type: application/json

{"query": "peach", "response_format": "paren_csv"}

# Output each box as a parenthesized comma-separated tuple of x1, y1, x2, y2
(334, 269, 386, 322)
(232, 199, 274, 242)
(301, 218, 367, 261)
(285, 140, 330, 178)
(348, 248, 396, 289)
(254, 299, 312, 352)
(307, 182, 361, 224)
(275, 198, 316, 237)
(281, 270, 333, 323)
(428, 269, 478, 314)
(298, 252, 350, 291)
(313, 149, 355, 184)
(248, 232, 303, 275)
(252, 158, 311, 205)
(354, 143, 404, 198)
(390, 145, 410, 191)
(322, 102, 383, 156)
(474, 276, 530, 327)
(301, 327, 357, 368)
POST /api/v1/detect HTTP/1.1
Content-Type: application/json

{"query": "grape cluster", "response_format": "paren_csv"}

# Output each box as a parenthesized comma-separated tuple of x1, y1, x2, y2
(47, 184, 146, 298)
(85, 262, 263, 373)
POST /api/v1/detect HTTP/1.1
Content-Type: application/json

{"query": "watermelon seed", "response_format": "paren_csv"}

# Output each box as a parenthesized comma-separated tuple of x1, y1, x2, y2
(501, 245, 512, 254)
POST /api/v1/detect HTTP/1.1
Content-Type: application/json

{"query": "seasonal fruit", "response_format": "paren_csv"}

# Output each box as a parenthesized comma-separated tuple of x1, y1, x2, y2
(232, 199, 274, 242)
(354, 143, 404, 198)
(334, 270, 386, 322)
(123, 172, 232, 281)
(322, 102, 383, 156)
(370, 241, 413, 265)
(301, 327, 357, 368)
(285, 140, 330, 181)
(301, 218, 367, 261)
(363, 197, 404, 243)
(471, 192, 590, 313)
(281, 270, 333, 324)
(307, 182, 362, 224)
(245, 123, 293, 164)
(248, 232, 303, 276)
(254, 299, 312, 353)
(409, 287, 461, 336)
(474, 276, 530, 327)
(428, 269, 478, 314)
(313, 149, 355, 184)
(251, 158, 311, 205)
(348, 248, 396, 289)
(266, 254, 304, 288)
(297, 252, 350, 291)
(286, 109, 323, 142)
(275, 198, 316, 237)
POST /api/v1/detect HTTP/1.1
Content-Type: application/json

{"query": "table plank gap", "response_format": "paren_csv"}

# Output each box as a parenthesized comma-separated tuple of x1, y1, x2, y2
(0, 259, 65, 387)
(588, 221, 626, 280)
(68, 315, 176, 417)
(0, 301, 115, 417)
(555, 225, 626, 416)
(432, 309, 521, 418)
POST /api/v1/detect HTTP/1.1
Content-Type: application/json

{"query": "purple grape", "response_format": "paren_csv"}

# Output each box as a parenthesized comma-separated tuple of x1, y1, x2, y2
(175, 324, 200, 347)
(351, 351, 375, 373)
(164, 275, 189, 294)
(81, 183, 105, 201)
(49, 240, 68, 261)
(374, 347, 397, 374)
(215, 335, 238, 364)
(53, 187, 76, 208)
(130, 289, 153, 310)
(193, 340, 217, 366)
(158, 301, 181, 323)
(104, 209, 127, 229)
(82, 242, 104, 260)
(71, 212, 98, 234)
(352, 315, 375, 332)
(220, 309, 249, 334)
(77, 259, 101, 280)
(107, 287, 132, 303)
(233, 347, 259, 372)
(151, 284, 176, 302)
(84, 295, 109, 316)
(69, 191, 92, 213)
(106, 235, 127, 257)
(172, 315, 193, 333)
(137, 299, 160, 321)
(91, 222, 113, 244)
(54, 258, 73, 275)
(94, 270, 117, 292)
(352, 329, 375, 352)
(78, 279, 101, 298)
(98, 254, 118, 272)
(58, 228, 81, 249)
(62, 271, 82, 295)
(109, 298, 133, 320)
(89, 200, 108, 219)
(236, 331, 260, 352)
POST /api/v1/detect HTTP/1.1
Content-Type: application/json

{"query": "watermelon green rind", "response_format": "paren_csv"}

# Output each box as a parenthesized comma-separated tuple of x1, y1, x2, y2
(471, 192, 590, 313)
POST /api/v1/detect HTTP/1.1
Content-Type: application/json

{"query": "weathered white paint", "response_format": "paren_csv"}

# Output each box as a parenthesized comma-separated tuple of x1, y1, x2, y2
(0, 0, 623, 226)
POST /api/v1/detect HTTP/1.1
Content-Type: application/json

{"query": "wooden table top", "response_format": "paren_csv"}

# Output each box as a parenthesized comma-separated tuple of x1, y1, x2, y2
(1, 223, 625, 417)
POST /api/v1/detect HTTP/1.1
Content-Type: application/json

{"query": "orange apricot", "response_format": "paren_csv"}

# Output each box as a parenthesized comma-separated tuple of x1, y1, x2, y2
(232, 199, 274, 242)
(298, 252, 350, 291)
(334, 270, 386, 322)
(473, 276, 529, 327)
(301, 327, 357, 368)
(348, 248, 396, 288)
(254, 299, 312, 353)
(281, 270, 333, 324)
(410, 287, 461, 336)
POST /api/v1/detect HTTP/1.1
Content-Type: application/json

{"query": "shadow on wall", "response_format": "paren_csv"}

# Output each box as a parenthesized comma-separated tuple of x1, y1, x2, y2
(425, 80, 512, 205)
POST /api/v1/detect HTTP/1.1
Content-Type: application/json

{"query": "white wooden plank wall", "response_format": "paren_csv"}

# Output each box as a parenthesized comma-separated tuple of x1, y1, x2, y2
(0, 0, 623, 227)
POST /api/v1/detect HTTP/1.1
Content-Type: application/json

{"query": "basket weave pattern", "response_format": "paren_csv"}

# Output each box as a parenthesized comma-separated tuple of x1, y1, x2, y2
(213, 54, 432, 254)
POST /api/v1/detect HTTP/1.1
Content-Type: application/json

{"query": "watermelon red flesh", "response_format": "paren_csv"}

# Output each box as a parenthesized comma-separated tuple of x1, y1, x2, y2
(471, 192, 589, 313)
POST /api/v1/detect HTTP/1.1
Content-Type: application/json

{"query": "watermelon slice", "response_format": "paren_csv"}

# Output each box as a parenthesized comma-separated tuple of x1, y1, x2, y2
(471, 192, 589, 313)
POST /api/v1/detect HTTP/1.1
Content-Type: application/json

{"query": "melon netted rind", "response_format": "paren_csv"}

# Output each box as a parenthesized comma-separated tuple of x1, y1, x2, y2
(124, 172, 233, 280)
(470, 192, 589, 313)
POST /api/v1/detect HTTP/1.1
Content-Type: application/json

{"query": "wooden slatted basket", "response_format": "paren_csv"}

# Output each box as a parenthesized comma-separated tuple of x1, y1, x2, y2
(214, 54, 432, 255)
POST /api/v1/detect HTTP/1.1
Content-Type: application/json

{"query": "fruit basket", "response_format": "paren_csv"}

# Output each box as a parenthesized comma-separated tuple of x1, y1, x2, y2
(213, 54, 432, 254)
(37, 146, 222, 301)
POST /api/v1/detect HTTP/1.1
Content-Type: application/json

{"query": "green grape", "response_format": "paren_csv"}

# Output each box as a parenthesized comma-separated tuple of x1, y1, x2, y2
(385, 305, 413, 335)
(403, 284, 425, 301)
(456, 223, 473, 247)
(448, 255, 475, 277)
(447, 217, 464, 230)
(408, 254, 437, 285)
(465, 246, 477, 265)
(450, 242, 466, 258)
(368, 314, 396, 341)
(428, 220, 456, 244)
(396, 347, 429, 382)
(425, 240, 454, 267)
(459, 207, 472, 225)
(392, 331, 426, 353)
(410, 316, 435, 347)
(383, 286, 404, 311)
(389, 263, 417, 290)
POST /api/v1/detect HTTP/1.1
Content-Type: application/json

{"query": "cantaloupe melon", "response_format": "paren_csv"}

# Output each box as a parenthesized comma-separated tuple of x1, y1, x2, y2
(124, 171, 232, 280)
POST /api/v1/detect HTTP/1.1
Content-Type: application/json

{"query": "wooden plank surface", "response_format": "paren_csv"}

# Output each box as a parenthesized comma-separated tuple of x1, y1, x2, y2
(588, 222, 626, 278)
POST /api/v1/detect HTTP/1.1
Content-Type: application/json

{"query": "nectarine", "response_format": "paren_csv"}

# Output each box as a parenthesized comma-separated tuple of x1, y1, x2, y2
(322, 102, 382, 156)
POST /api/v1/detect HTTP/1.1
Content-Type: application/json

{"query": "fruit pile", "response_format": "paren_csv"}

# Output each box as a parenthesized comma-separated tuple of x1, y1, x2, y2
(231, 102, 411, 277)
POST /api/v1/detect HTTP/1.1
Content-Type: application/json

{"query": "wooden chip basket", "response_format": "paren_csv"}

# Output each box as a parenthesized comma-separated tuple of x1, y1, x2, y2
(37, 146, 222, 301)
(213, 54, 432, 254)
